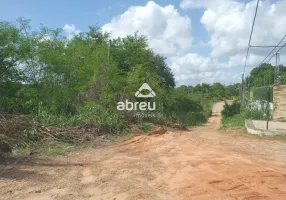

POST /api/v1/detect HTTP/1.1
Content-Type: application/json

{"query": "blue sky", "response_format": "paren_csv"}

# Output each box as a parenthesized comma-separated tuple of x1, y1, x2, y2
(0, 0, 208, 44)
(1, 0, 284, 86)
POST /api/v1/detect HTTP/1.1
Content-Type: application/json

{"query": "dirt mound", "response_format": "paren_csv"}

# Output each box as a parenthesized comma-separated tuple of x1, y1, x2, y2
(148, 127, 167, 136)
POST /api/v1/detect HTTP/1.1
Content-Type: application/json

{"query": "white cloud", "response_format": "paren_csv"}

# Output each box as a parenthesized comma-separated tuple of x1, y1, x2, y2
(63, 24, 80, 40)
(170, 53, 215, 74)
(180, 0, 226, 9)
(102, 1, 193, 56)
(169, 53, 215, 85)
(175, 70, 242, 86)
(174, 0, 286, 85)
(183, 0, 286, 59)
(169, 53, 245, 85)
(100, 0, 286, 86)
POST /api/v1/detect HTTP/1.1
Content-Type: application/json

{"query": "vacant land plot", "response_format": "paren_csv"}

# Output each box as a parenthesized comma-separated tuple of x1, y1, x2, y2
(1, 102, 286, 200)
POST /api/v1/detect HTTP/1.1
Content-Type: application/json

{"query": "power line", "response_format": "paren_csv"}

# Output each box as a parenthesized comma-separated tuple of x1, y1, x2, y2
(243, 0, 260, 74)
(242, 0, 260, 106)
(265, 53, 276, 64)
(255, 35, 286, 68)
(274, 41, 286, 54)
(250, 45, 286, 48)
(237, 37, 286, 72)
(243, 41, 286, 71)
(244, 53, 275, 77)
(244, 42, 286, 77)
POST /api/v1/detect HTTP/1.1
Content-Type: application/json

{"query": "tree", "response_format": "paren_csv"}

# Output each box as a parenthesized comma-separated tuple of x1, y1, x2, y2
(111, 33, 175, 88)
(150, 53, 175, 88)
(246, 63, 275, 88)
(0, 21, 23, 83)
(211, 82, 226, 99)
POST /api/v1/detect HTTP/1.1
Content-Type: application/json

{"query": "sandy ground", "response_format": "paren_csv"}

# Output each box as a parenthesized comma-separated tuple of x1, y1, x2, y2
(1, 101, 286, 200)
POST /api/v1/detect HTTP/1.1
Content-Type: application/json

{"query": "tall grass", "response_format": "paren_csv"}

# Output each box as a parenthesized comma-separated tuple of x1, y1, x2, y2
(221, 101, 272, 130)
(36, 101, 125, 134)
(221, 114, 245, 130)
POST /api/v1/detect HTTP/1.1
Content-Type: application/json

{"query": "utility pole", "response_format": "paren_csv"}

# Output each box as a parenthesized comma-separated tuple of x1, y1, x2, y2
(241, 73, 245, 107)
(277, 51, 280, 85)
(266, 86, 271, 130)
(274, 51, 280, 85)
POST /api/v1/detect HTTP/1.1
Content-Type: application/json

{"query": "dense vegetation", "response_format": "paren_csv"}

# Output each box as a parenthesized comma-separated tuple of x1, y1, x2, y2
(221, 63, 282, 130)
(221, 101, 241, 118)
(245, 63, 286, 88)
(0, 19, 240, 153)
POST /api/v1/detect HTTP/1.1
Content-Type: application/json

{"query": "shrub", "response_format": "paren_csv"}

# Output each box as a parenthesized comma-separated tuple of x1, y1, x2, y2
(243, 109, 269, 120)
(73, 101, 124, 134)
(221, 101, 241, 118)
(221, 113, 245, 129)
(139, 123, 152, 133)
(0, 97, 34, 114)
(36, 100, 125, 134)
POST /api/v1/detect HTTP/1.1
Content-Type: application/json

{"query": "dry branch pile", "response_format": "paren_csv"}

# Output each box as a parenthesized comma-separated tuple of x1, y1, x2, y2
(0, 114, 106, 154)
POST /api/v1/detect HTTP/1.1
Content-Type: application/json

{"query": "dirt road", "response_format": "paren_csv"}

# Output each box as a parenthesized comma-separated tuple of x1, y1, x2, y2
(1, 101, 286, 200)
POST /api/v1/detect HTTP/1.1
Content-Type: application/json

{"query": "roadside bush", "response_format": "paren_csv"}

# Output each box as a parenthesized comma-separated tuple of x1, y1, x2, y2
(221, 101, 241, 118)
(160, 90, 212, 128)
(0, 97, 34, 114)
(37, 100, 124, 134)
(221, 113, 245, 129)
(139, 123, 152, 133)
(73, 101, 124, 134)
(243, 100, 272, 120)
(165, 110, 208, 128)
(221, 103, 272, 130)
(243, 109, 269, 120)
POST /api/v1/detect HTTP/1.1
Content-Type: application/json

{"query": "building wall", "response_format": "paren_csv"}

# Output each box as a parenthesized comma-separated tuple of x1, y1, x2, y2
(273, 85, 286, 120)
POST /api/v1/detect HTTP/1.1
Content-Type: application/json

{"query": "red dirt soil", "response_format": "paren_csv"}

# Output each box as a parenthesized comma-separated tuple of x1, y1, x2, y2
(1, 101, 286, 200)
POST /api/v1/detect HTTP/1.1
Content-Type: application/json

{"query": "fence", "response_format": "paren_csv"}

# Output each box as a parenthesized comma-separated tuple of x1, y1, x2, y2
(243, 85, 286, 121)
(243, 85, 273, 120)
(245, 86, 273, 103)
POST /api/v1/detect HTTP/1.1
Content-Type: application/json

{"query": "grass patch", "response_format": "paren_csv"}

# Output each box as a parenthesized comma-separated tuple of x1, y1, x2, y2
(12, 141, 99, 157)
(12, 146, 30, 155)
(106, 134, 117, 143)
(220, 114, 245, 130)
(10, 126, 136, 157)
(163, 125, 171, 131)
(44, 142, 77, 156)
(139, 123, 152, 133)
(123, 131, 135, 140)
(220, 114, 286, 143)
